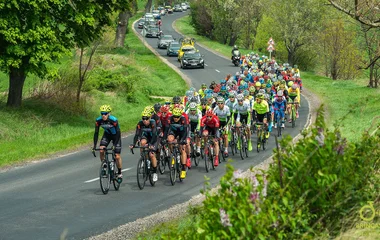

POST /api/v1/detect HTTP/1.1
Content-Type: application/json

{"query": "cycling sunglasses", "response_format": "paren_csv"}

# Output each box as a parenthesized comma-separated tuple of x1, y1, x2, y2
(101, 112, 109, 115)
(173, 115, 181, 118)
(142, 117, 149, 120)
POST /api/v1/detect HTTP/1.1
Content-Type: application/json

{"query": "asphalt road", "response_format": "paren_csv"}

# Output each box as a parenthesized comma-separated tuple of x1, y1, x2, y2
(0, 10, 309, 240)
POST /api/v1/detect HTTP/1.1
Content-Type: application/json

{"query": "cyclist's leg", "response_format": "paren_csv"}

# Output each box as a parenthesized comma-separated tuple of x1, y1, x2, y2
(113, 134, 122, 173)
(167, 131, 175, 152)
(99, 133, 110, 162)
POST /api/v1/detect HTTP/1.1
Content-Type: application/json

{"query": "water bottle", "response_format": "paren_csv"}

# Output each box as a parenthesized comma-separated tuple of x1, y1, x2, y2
(210, 146, 214, 155)
(147, 159, 151, 169)
(176, 155, 180, 163)
(110, 161, 114, 171)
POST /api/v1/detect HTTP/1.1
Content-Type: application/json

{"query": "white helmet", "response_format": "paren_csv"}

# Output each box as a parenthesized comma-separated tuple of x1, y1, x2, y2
(189, 102, 197, 110)
(236, 94, 244, 101)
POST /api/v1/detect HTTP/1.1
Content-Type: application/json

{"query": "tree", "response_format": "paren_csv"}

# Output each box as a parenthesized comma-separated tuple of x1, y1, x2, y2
(359, 25, 380, 87)
(145, 0, 153, 13)
(0, 0, 128, 108)
(319, 18, 361, 80)
(328, 0, 380, 28)
(271, 0, 324, 66)
(238, 0, 263, 50)
(115, 0, 137, 48)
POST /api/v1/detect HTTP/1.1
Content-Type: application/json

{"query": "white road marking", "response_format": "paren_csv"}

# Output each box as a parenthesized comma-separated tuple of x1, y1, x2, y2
(84, 168, 132, 183)
(215, 69, 220, 73)
(205, 64, 208, 66)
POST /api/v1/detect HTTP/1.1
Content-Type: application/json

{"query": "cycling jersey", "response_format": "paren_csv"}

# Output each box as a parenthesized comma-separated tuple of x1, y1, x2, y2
(200, 115, 220, 138)
(288, 87, 300, 103)
(133, 119, 157, 146)
(253, 100, 269, 114)
(186, 109, 202, 132)
(213, 105, 230, 122)
(165, 116, 188, 143)
(94, 115, 121, 154)
(225, 98, 237, 110)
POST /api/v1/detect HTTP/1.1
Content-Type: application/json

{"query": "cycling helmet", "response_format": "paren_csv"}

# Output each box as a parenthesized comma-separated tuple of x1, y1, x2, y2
(173, 96, 181, 104)
(189, 87, 196, 92)
(217, 97, 224, 103)
(255, 82, 261, 87)
(212, 92, 219, 98)
(292, 84, 298, 90)
(100, 105, 112, 112)
(277, 90, 284, 97)
(186, 90, 194, 98)
(189, 102, 197, 110)
(266, 83, 272, 88)
(190, 96, 198, 103)
(236, 94, 244, 101)
(288, 81, 294, 87)
(144, 106, 154, 114)
(172, 107, 183, 116)
(249, 86, 255, 92)
(243, 90, 249, 97)
(280, 80, 286, 85)
(206, 109, 214, 117)
(220, 86, 227, 92)
(220, 79, 226, 84)
(257, 93, 265, 99)
(205, 93, 213, 99)
(258, 89, 266, 94)
(233, 45, 238, 50)
(235, 71, 240, 76)
(160, 105, 170, 113)
(228, 92, 235, 98)
(141, 110, 151, 117)
(200, 98, 207, 105)
(294, 65, 298, 69)
(154, 103, 161, 113)
(201, 83, 207, 88)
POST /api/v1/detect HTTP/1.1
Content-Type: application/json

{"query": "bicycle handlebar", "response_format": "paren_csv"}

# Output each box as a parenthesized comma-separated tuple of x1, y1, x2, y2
(92, 147, 115, 157)
(129, 145, 150, 154)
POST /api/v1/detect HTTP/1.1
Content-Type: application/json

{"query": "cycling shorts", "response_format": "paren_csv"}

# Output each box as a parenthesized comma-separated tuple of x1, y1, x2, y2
(100, 132, 121, 154)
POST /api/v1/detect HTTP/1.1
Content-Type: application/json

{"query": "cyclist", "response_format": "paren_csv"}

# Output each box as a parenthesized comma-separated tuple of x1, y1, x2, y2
(287, 81, 300, 120)
(130, 110, 159, 182)
(93, 105, 123, 181)
(213, 97, 231, 157)
(200, 109, 220, 166)
(218, 86, 229, 101)
(165, 107, 189, 179)
(252, 93, 270, 139)
(186, 102, 202, 156)
(159, 105, 172, 140)
(232, 94, 252, 151)
(273, 90, 287, 129)
(198, 83, 207, 98)
(199, 97, 210, 116)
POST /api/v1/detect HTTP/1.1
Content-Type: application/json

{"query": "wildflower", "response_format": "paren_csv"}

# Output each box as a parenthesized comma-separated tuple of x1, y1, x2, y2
(233, 169, 243, 180)
(334, 138, 347, 155)
(251, 175, 259, 189)
(315, 131, 325, 147)
(262, 175, 268, 198)
(250, 191, 260, 203)
(219, 208, 232, 227)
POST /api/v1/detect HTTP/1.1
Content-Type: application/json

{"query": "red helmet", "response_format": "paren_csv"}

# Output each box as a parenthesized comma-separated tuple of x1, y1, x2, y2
(264, 75, 269, 80)
(206, 109, 214, 117)
(160, 105, 169, 113)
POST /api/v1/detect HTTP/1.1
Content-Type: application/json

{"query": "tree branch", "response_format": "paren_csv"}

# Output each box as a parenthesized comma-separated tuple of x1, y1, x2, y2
(358, 55, 380, 70)
(328, 0, 380, 28)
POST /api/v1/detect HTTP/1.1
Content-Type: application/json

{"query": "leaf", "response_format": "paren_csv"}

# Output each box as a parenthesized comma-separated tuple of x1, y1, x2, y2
(318, 170, 324, 176)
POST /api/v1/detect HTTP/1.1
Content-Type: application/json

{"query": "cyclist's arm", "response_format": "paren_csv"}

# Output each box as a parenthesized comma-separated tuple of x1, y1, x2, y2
(93, 124, 100, 148)
(247, 110, 251, 126)
(196, 111, 202, 131)
(133, 124, 141, 145)
(150, 121, 157, 146)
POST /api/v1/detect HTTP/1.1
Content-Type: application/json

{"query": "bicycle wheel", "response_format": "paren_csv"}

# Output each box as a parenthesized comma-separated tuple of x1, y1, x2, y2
(169, 155, 176, 185)
(137, 157, 146, 190)
(204, 146, 210, 172)
(112, 166, 121, 191)
(262, 132, 267, 151)
(158, 151, 166, 174)
(191, 143, 199, 167)
(277, 118, 282, 137)
(99, 160, 110, 194)
(219, 139, 225, 162)
(178, 159, 183, 182)
(229, 138, 235, 156)
(257, 131, 261, 153)
(244, 137, 249, 157)
(210, 150, 215, 170)
(292, 107, 296, 128)
(239, 136, 244, 160)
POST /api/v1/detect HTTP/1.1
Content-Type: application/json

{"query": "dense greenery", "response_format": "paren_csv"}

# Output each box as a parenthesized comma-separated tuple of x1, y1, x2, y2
(189, 0, 379, 86)
(0, 12, 187, 166)
(154, 108, 380, 239)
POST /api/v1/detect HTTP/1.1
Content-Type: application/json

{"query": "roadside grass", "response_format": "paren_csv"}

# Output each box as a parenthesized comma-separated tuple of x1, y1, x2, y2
(175, 15, 380, 142)
(0, 12, 187, 167)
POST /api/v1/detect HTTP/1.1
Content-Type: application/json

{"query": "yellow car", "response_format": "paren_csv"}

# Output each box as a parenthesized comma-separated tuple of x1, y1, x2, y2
(178, 45, 196, 62)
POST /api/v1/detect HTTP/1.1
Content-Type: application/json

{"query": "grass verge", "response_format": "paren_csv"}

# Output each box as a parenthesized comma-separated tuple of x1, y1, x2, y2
(174, 15, 380, 142)
(0, 12, 187, 167)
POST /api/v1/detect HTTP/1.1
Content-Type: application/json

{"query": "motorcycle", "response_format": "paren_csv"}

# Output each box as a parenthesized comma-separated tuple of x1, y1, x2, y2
(232, 55, 240, 67)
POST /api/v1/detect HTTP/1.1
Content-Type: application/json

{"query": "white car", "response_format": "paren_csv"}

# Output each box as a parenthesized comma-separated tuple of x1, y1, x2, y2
(181, 3, 187, 11)
(152, 10, 160, 19)
(144, 13, 154, 19)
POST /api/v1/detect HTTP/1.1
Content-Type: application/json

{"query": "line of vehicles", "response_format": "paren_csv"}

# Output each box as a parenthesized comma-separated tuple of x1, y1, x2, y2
(137, 3, 205, 70)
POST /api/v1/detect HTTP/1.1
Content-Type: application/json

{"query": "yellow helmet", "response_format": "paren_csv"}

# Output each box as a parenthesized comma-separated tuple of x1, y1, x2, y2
(144, 106, 154, 114)
(100, 105, 112, 112)
(172, 107, 183, 116)
(255, 82, 261, 87)
(288, 81, 294, 87)
(141, 110, 151, 117)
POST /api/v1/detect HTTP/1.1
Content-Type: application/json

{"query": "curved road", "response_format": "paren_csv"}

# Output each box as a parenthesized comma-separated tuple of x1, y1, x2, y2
(0, 11, 308, 240)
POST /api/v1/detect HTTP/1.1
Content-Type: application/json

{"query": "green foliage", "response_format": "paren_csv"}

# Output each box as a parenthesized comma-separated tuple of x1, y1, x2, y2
(159, 107, 379, 239)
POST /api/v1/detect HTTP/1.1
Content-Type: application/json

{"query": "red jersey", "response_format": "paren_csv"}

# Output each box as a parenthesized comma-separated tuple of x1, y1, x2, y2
(182, 112, 189, 124)
(201, 115, 220, 128)
(160, 112, 172, 127)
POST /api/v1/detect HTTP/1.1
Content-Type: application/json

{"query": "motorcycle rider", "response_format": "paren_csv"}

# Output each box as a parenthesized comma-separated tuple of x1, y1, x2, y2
(231, 45, 241, 61)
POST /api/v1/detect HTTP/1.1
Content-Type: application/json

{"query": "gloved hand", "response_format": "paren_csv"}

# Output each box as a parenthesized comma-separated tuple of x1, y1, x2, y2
(129, 144, 134, 149)
(180, 139, 187, 145)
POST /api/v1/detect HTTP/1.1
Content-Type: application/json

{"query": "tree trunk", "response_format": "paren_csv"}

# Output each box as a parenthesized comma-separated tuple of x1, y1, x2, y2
(7, 67, 27, 108)
(115, 11, 131, 47)
(229, 34, 238, 46)
(368, 64, 374, 87)
(145, 0, 153, 13)
(287, 50, 295, 66)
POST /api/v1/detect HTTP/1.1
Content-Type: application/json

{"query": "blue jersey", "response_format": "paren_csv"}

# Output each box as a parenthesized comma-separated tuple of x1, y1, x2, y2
(95, 115, 120, 135)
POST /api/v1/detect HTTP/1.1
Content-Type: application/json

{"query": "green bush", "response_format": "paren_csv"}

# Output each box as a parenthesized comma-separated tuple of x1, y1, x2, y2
(162, 107, 379, 239)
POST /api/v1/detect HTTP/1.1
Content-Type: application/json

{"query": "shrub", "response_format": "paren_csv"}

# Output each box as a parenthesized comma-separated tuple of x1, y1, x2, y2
(162, 107, 379, 239)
